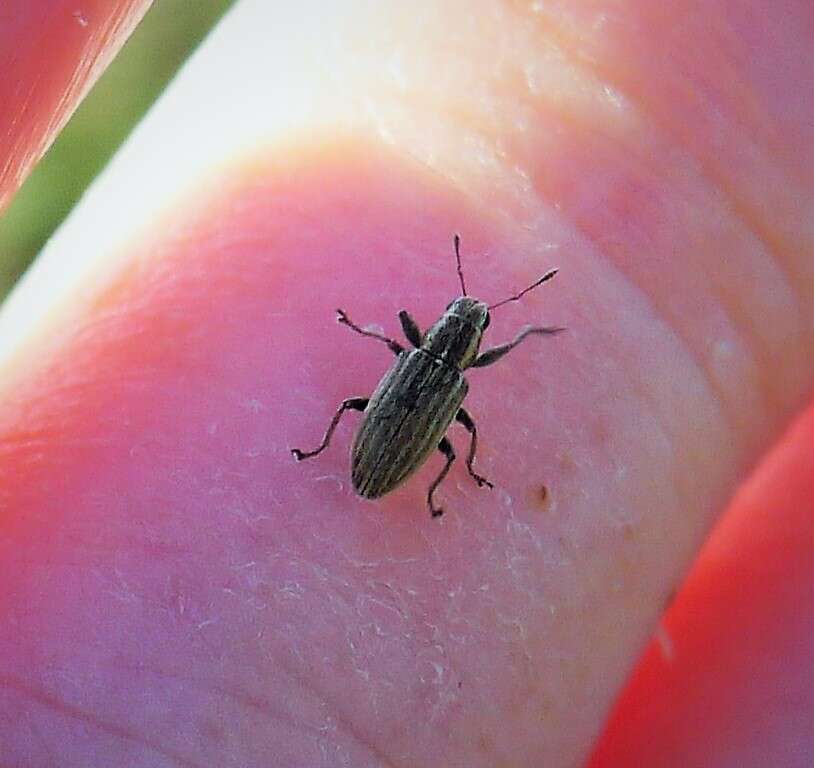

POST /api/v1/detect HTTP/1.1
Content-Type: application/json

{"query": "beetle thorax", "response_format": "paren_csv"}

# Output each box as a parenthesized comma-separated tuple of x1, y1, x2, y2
(422, 297, 489, 369)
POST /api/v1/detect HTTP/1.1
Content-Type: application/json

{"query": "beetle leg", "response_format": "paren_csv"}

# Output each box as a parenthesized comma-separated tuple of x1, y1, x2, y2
(455, 407, 494, 489)
(290, 397, 369, 460)
(428, 437, 456, 518)
(336, 309, 403, 355)
(470, 325, 565, 368)
(398, 310, 422, 348)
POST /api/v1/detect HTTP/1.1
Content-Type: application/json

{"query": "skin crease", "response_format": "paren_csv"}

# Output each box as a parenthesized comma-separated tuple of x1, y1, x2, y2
(0, 2, 812, 768)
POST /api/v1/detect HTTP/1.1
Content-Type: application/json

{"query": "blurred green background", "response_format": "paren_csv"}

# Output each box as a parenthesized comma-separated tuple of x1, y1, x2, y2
(0, 0, 236, 300)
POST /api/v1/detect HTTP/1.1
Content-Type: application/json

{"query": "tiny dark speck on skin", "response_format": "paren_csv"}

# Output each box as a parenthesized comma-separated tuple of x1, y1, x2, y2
(533, 483, 551, 510)
(478, 731, 494, 754)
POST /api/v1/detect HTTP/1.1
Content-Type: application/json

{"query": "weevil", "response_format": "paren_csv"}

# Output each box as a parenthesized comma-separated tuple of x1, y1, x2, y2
(290, 235, 564, 517)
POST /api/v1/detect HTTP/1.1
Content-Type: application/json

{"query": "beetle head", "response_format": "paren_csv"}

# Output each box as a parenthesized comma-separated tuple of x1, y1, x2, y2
(446, 296, 490, 332)
(422, 296, 490, 369)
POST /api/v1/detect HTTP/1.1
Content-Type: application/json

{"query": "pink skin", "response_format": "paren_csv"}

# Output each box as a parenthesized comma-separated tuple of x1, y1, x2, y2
(1, 3, 814, 767)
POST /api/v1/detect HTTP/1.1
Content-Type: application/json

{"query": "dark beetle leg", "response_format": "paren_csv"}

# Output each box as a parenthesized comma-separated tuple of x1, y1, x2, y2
(291, 397, 369, 460)
(336, 309, 403, 355)
(428, 437, 456, 518)
(456, 408, 494, 489)
(398, 310, 422, 348)
(470, 325, 565, 368)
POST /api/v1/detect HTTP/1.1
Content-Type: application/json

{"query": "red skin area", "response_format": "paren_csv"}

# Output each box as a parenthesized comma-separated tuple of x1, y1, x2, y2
(0, 0, 152, 211)
(0, 2, 813, 766)
(591, 401, 814, 768)
(578, 3, 814, 762)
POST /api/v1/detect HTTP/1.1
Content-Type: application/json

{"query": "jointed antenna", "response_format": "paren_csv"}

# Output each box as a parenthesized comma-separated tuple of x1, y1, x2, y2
(453, 234, 468, 296)
(488, 268, 558, 310)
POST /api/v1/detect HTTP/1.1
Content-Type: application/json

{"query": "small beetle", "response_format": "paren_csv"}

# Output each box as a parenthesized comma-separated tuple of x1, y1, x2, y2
(291, 235, 563, 517)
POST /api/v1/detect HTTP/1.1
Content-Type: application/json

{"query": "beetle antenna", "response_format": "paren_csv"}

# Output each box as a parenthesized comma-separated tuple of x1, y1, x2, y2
(488, 268, 558, 310)
(453, 234, 468, 296)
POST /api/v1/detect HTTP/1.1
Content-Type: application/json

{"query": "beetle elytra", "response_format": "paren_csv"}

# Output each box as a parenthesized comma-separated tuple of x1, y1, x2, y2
(290, 235, 563, 517)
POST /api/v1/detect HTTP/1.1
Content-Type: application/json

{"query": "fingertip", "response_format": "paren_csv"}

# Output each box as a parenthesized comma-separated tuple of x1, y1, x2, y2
(0, 0, 152, 210)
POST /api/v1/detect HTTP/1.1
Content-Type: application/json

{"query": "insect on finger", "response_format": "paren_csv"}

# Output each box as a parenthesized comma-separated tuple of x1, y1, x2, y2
(290, 236, 564, 517)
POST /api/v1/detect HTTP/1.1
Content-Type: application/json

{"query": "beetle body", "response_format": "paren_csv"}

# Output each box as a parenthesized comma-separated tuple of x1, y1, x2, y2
(352, 301, 482, 498)
(291, 237, 562, 518)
